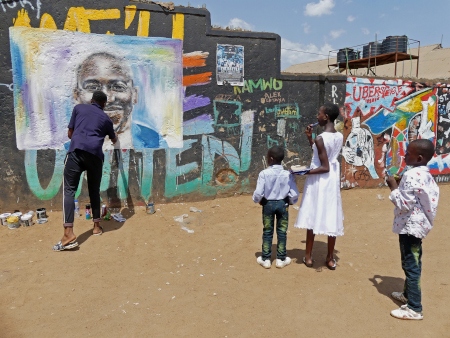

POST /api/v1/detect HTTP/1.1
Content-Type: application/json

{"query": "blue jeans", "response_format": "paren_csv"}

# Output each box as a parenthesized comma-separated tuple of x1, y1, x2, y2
(261, 200, 289, 261)
(399, 234, 423, 312)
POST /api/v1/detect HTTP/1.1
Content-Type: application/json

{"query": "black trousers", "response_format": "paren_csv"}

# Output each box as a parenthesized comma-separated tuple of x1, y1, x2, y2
(63, 149, 103, 227)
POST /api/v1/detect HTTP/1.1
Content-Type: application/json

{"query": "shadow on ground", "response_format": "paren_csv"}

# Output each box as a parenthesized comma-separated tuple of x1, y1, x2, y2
(254, 240, 340, 270)
(369, 274, 405, 305)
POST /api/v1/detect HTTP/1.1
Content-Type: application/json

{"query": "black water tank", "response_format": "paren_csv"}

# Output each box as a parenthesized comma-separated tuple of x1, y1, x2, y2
(381, 36, 408, 54)
(362, 42, 382, 58)
(337, 48, 360, 64)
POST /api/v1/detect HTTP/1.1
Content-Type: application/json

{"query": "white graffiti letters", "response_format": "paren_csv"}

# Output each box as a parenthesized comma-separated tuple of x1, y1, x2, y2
(1, 0, 41, 18)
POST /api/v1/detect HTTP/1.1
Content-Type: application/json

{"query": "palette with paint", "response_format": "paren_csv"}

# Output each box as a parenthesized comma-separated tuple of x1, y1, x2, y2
(290, 165, 311, 175)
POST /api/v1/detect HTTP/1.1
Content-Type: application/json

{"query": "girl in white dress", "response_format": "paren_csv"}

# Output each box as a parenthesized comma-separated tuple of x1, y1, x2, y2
(294, 104, 344, 270)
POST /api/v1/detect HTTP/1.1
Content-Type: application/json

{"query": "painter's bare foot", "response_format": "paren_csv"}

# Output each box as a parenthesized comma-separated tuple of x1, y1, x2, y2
(61, 234, 77, 246)
(93, 222, 103, 235)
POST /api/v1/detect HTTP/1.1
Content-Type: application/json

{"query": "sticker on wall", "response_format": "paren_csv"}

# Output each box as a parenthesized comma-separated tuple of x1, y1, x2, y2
(10, 27, 183, 150)
(216, 44, 244, 86)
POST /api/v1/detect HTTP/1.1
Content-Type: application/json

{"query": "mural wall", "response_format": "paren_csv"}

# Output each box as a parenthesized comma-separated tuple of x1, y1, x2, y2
(0, 0, 346, 209)
(342, 77, 450, 188)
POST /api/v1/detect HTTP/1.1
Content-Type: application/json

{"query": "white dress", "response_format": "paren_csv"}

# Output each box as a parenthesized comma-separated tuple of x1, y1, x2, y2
(294, 132, 344, 236)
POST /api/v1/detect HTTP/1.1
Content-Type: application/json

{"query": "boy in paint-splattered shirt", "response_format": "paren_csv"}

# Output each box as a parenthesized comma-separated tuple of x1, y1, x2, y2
(386, 139, 439, 321)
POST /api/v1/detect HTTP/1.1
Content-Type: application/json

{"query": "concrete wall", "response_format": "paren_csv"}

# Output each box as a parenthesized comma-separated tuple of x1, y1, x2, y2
(0, 0, 346, 210)
(342, 77, 450, 188)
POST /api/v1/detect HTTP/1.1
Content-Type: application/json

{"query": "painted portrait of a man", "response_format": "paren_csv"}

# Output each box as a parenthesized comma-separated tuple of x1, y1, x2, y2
(10, 27, 183, 150)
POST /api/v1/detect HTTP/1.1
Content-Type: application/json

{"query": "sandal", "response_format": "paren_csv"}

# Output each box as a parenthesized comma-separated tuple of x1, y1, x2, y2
(303, 257, 313, 268)
(326, 258, 337, 270)
(93, 225, 103, 236)
(52, 240, 78, 251)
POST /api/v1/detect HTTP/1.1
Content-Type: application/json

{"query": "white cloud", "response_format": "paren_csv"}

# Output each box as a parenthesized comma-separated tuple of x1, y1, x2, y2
(302, 23, 311, 34)
(347, 15, 355, 22)
(227, 18, 255, 31)
(281, 37, 333, 70)
(330, 29, 345, 39)
(304, 0, 335, 17)
(362, 28, 370, 35)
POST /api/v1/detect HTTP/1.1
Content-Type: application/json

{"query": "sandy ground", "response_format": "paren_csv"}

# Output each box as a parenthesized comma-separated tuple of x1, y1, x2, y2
(1, 185, 450, 337)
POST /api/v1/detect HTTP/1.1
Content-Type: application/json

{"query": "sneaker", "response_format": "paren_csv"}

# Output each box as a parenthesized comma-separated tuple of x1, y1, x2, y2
(275, 257, 292, 268)
(390, 304, 423, 320)
(257, 256, 271, 269)
(391, 291, 408, 304)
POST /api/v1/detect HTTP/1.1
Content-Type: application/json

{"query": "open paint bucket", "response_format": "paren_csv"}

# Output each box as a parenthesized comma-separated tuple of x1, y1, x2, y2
(7, 215, 20, 229)
(0, 213, 11, 226)
(21, 214, 33, 227)
(36, 208, 47, 219)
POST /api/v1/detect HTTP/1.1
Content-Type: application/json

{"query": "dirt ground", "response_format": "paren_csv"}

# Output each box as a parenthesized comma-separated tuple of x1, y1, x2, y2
(1, 185, 449, 337)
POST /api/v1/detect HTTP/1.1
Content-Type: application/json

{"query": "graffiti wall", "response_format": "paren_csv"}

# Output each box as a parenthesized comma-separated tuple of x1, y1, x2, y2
(342, 77, 450, 188)
(0, 0, 346, 210)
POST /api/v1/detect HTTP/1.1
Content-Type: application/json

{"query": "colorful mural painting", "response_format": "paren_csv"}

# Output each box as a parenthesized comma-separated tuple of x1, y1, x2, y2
(0, 2, 345, 210)
(342, 77, 450, 188)
(10, 26, 183, 150)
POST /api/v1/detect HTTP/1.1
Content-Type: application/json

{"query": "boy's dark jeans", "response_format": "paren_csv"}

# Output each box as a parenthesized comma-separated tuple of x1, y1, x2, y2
(261, 200, 289, 261)
(399, 234, 423, 312)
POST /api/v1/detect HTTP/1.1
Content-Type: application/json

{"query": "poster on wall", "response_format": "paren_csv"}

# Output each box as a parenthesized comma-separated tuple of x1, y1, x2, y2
(216, 44, 244, 86)
(10, 27, 183, 150)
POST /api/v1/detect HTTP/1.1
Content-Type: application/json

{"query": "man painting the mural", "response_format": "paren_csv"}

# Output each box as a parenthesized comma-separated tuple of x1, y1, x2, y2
(53, 91, 118, 251)
(74, 52, 165, 149)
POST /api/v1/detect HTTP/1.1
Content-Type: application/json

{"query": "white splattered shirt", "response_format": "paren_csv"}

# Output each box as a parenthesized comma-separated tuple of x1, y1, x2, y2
(389, 166, 439, 239)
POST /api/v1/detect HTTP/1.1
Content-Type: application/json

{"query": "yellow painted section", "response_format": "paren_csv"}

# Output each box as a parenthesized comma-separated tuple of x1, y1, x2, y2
(13, 9, 31, 27)
(106, 31, 114, 35)
(64, 7, 120, 33)
(172, 13, 184, 40)
(39, 13, 57, 29)
(124, 5, 137, 29)
(137, 11, 150, 37)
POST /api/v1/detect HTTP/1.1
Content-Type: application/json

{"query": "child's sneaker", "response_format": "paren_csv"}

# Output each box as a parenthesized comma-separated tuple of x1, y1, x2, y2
(257, 256, 271, 269)
(391, 291, 408, 304)
(390, 304, 423, 320)
(275, 257, 292, 268)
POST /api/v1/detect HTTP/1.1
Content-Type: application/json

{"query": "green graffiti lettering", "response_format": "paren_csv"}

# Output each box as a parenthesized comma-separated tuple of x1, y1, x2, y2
(24, 149, 65, 200)
(262, 78, 273, 91)
(164, 139, 201, 198)
(273, 78, 283, 90)
(248, 78, 262, 92)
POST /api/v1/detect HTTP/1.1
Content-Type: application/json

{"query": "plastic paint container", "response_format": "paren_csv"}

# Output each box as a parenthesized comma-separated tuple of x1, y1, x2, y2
(36, 208, 47, 219)
(21, 214, 33, 227)
(7, 215, 20, 229)
(0, 213, 11, 226)
(146, 203, 155, 214)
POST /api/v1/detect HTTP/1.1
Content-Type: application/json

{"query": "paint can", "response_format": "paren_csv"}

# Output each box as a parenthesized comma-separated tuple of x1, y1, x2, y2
(146, 203, 155, 214)
(7, 215, 20, 229)
(21, 214, 33, 227)
(36, 208, 47, 219)
(85, 204, 91, 220)
(12, 211, 22, 217)
(101, 204, 107, 217)
(0, 213, 11, 226)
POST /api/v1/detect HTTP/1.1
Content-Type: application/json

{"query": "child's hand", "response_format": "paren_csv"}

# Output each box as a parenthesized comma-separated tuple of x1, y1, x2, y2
(386, 176, 398, 191)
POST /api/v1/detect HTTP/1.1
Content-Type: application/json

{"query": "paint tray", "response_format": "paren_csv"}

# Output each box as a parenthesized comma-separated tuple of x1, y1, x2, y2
(290, 165, 311, 175)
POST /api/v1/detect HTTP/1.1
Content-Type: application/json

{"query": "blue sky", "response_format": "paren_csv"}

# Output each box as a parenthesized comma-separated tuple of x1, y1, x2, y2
(183, 0, 450, 70)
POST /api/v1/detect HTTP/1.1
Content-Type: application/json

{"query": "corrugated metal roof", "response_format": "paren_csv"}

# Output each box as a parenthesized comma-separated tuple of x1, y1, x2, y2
(283, 44, 450, 80)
